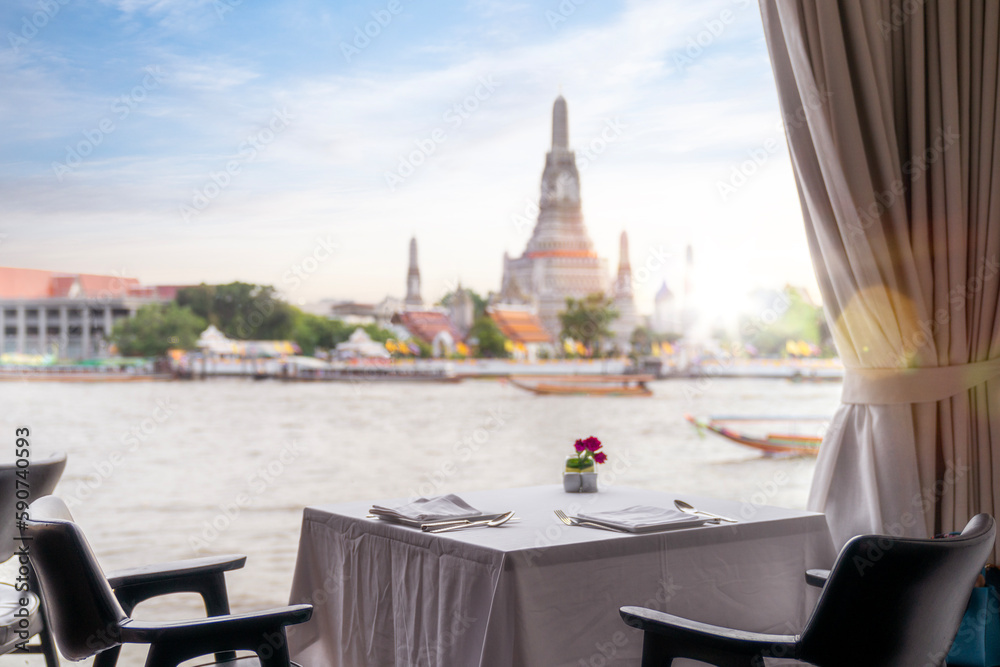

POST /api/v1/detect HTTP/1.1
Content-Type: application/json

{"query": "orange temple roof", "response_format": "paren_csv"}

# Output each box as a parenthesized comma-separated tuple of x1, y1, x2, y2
(489, 308, 552, 344)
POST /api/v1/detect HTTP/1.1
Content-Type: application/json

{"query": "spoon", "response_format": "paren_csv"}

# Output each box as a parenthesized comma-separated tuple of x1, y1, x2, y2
(367, 513, 471, 527)
(426, 511, 516, 533)
(674, 500, 737, 523)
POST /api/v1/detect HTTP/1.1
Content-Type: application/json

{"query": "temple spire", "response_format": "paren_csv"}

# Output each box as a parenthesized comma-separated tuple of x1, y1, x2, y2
(405, 237, 423, 306)
(552, 95, 568, 149)
(618, 231, 631, 272)
(611, 229, 637, 352)
(615, 230, 633, 297)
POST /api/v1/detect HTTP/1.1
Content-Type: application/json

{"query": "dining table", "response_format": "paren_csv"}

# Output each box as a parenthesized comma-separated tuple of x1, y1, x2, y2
(286, 484, 835, 666)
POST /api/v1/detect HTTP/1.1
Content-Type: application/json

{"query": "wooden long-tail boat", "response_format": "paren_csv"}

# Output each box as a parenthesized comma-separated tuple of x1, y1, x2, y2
(684, 414, 825, 456)
(507, 374, 654, 397)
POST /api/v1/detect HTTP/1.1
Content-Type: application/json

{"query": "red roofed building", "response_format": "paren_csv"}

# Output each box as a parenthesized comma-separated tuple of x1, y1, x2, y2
(0, 266, 181, 359)
(391, 311, 464, 357)
(488, 306, 555, 361)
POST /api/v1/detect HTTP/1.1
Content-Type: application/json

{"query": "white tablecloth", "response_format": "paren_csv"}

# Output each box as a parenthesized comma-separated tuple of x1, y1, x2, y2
(287, 485, 835, 666)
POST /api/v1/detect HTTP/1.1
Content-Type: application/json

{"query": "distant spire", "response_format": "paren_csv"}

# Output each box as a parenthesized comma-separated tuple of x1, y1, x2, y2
(552, 95, 568, 149)
(618, 231, 631, 273)
(615, 230, 633, 297)
(405, 237, 423, 306)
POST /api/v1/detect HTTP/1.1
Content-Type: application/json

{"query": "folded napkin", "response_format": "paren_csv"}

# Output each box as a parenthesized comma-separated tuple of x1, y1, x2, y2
(578, 505, 704, 531)
(371, 494, 482, 521)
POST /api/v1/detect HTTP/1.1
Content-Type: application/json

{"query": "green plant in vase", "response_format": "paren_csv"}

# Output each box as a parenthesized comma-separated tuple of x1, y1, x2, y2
(565, 436, 608, 473)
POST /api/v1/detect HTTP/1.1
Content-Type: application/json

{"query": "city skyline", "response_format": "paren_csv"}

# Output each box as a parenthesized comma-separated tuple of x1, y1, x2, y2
(1, 0, 819, 319)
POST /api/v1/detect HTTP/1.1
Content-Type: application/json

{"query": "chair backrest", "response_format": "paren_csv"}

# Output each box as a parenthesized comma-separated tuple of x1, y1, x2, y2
(22, 495, 128, 661)
(799, 514, 996, 667)
(0, 452, 66, 561)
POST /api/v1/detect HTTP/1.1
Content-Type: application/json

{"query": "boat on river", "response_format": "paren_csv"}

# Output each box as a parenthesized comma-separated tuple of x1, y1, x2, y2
(685, 414, 826, 456)
(507, 374, 654, 396)
(285, 362, 461, 383)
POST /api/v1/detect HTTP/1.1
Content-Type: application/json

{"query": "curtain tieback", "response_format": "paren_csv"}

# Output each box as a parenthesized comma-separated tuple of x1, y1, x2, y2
(842, 357, 1000, 405)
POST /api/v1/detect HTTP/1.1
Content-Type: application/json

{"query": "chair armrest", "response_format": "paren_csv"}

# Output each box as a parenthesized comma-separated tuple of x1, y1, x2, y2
(121, 604, 312, 642)
(120, 604, 312, 666)
(805, 568, 830, 588)
(620, 606, 798, 660)
(106, 554, 247, 589)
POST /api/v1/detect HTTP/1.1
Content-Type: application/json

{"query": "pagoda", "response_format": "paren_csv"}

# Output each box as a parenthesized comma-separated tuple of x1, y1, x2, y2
(610, 230, 638, 351)
(404, 236, 423, 307)
(498, 96, 609, 336)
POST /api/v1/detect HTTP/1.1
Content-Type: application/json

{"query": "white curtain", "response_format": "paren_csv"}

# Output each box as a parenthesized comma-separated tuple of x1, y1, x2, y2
(759, 0, 1000, 560)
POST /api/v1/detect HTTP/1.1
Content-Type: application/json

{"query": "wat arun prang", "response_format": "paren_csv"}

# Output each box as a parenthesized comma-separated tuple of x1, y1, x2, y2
(498, 96, 636, 349)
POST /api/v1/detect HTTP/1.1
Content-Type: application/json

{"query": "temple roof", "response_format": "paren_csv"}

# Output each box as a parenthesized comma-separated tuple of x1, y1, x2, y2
(391, 310, 464, 345)
(488, 307, 552, 344)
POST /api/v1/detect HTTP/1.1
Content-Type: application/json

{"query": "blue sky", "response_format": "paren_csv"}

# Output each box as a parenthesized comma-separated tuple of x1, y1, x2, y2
(1, 0, 818, 318)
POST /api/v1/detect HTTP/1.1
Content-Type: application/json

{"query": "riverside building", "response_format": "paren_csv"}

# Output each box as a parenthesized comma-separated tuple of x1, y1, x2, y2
(0, 266, 178, 359)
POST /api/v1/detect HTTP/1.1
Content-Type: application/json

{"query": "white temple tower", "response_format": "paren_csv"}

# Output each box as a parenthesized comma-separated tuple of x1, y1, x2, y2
(611, 230, 637, 351)
(498, 96, 609, 336)
(405, 237, 423, 307)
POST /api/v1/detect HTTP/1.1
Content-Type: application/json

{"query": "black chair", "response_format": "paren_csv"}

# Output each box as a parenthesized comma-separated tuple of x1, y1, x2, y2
(23, 496, 312, 667)
(5, 457, 250, 667)
(621, 514, 996, 667)
(0, 452, 67, 666)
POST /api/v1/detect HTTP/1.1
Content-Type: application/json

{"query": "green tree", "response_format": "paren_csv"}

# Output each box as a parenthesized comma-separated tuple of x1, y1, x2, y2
(739, 288, 827, 356)
(468, 316, 509, 358)
(177, 282, 296, 340)
(175, 284, 214, 321)
(289, 311, 396, 356)
(290, 312, 335, 356)
(110, 303, 206, 357)
(558, 293, 618, 356)
(630, 326, 654, 356)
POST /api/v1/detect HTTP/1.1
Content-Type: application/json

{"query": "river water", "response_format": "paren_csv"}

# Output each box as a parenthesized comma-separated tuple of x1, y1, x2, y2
(3, 377, 841, 666)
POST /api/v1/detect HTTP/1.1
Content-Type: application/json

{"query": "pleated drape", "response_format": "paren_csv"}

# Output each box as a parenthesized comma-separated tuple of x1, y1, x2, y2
(759, 0, 1000, 560)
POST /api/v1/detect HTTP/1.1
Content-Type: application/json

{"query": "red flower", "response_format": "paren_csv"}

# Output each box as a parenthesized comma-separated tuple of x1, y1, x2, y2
(583, 436, 602, 452)
(594, 452, 608, 464)
(573, 439, 586, 453)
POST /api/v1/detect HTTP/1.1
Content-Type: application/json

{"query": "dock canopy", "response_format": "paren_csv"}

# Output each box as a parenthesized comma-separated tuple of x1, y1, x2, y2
(334, 328, 391, 359)
(196, 325, 299, 357)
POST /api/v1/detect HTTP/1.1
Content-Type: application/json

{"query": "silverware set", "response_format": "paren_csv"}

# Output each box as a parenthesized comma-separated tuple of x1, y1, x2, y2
(367, 500, 738, 533)
(553, 509, 628, 532)
(422, 511, 516, 533)
(367, 511, 518, 531)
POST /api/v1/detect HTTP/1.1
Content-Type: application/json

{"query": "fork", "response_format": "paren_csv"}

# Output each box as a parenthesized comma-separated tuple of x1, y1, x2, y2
(554, 509, 628, 533)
